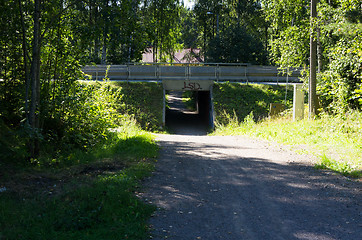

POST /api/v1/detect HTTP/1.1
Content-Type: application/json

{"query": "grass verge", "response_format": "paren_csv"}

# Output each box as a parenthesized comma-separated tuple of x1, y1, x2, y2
(79, 81, 164, 131)
(107, 82, 164, 132)
(213, 110, 362, 178)
(0, 122, 158, 239)
(213, 83, 294, 124)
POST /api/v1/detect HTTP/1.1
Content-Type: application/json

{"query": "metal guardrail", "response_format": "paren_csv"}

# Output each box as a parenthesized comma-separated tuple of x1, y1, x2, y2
(81, 63, 302, 83)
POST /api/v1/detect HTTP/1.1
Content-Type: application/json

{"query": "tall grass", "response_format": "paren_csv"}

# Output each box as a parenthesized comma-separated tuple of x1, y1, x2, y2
(214, 110, 362, 177)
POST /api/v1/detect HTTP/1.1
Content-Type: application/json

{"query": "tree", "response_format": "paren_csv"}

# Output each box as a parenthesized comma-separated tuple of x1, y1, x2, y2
(28, 0, 41, 156)
(262, 0, 362, 112)
(207, 24, 266, 63)
(261, 0, 310, 69)
(179, 6, 201, 48)
(142, 0, 183, 62)
(194, 0, 267, 63)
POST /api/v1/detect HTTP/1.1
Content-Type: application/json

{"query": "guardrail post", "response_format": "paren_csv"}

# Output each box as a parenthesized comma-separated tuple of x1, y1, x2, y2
(293, 84, 304, 121)
(156, 65, 160, 81)
(209, 85, 215, 129)
(162, 88, 166, 127)
(127, 64, 130, 82)
(216, 64, 220, 82)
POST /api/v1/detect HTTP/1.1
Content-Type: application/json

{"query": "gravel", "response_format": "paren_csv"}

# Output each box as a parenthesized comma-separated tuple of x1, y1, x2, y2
(141, 92, 361, 240)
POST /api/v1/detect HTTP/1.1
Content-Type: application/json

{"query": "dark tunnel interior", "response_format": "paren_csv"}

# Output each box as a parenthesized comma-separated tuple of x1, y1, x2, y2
(165, 91, 212, 135)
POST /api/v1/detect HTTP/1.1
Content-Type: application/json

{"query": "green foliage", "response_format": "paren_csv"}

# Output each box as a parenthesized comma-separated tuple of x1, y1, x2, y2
(1, 0, 180, 161)
(262, 0, 309, 67)
(0, 114, 158, 238)
(182, 91, 197, 111)
(1, 76, 163, 166)
(263, 0, 362, 113)
(207, 24, 266, 64)
(180, 6, 201, 48)
(142, 0, 183, 62)
(214, 111, 256, 135)
(318, 23, 362, 111)
(315, 154, 361, 178)
(194, 0, 268, 63)
(108, 82, 164, 131)
(262, 0, 309, 31)
(213, 83, 293, 125)
(0, 120, 29, 163)
(0, 162, 156, 240)
(269, 25, 309, 69)
(37, 118, 158, 168)
(34, 81, 123, 158)
(33, 80, 161, 167)
(62, 83, 120, 147)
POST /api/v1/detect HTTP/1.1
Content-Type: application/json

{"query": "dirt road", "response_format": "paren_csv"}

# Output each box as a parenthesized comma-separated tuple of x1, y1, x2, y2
(141, 92, 361, 240)
(143, 134, 361, 240)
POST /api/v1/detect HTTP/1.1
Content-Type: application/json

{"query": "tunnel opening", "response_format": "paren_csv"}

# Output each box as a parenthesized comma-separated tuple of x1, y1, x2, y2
(165, 90, 213, 135)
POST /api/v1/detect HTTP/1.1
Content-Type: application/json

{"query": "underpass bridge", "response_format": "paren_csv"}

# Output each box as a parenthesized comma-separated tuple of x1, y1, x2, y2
(82, 63, 305, 128)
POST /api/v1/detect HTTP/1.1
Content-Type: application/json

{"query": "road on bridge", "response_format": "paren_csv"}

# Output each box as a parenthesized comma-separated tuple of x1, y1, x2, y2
(141, 94, 361, 240)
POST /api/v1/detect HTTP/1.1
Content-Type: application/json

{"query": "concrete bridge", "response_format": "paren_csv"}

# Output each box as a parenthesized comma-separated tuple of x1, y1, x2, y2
(82, 63, 305, 128)
(82, 63, 302, 88)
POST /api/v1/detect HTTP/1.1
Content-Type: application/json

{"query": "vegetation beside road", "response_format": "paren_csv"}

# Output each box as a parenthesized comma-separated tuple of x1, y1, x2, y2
(82, 81, 164, 132)
(214, 110, 362, 178)
(213, 83, 294, 124)
(1, 0, 361, 238)
(0, 81, 160, 239)
(0, 118, 158, 240)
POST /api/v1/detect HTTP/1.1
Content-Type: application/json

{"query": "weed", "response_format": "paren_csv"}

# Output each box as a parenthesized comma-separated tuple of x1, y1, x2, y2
(108, 82, 164, 131)
(182, 91, 197, 111)
(0, 119, 158, 239)
(214, 108, 362, 177)
(0, 162, 156, 240)
(315, 154, 361, 178)
(213, 83, 294, 125)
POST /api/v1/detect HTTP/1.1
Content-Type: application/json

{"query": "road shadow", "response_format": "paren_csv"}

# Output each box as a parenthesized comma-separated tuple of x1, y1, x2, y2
(143, 136, 362, 240)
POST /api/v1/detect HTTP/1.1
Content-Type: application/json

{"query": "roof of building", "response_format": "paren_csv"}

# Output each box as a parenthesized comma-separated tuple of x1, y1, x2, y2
(142, 48, 203, 63)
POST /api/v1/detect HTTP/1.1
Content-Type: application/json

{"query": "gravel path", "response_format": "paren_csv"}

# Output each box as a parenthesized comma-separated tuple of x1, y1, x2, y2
(141, 92, 361, 240)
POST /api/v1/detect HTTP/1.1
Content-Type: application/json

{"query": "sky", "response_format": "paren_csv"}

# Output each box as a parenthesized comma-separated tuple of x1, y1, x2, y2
(183, 0, 195, 9)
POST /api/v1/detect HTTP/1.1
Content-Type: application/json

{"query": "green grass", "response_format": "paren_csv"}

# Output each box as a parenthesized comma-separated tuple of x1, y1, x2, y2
(315, 154, 361, 178)
(109, 82, 164, 131)
(214, 110, 362, 178)
(79, 81, 164, 131)
(0, 120, 159, 239)
(182, 91, 197, 111)
(29, 116, 158, 168)
(0, 163, 155, 240)
(213, 83, 294, 124)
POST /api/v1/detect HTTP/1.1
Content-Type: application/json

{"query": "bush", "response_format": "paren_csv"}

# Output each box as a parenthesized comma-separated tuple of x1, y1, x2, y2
(40, 82, 122, 152)
(318, 23, 362, 113)
(108, 82, 164, 131)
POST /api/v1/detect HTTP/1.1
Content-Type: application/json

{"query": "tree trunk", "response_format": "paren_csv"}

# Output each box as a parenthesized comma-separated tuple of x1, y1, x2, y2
(18, 0, 30, 123)
(317, 27, 322, 73)
(29, 0, 42, 157)
(309, 0, 317, 118)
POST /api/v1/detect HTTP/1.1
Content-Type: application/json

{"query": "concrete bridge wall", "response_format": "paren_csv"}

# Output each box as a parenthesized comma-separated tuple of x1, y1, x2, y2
(82, 64, 304, 129)
(82, 64, 302, 83)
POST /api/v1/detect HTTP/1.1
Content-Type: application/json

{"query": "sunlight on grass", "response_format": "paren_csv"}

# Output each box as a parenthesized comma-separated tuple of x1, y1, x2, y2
(0, 117, 158, 239)
(214, 110, 362, 177)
